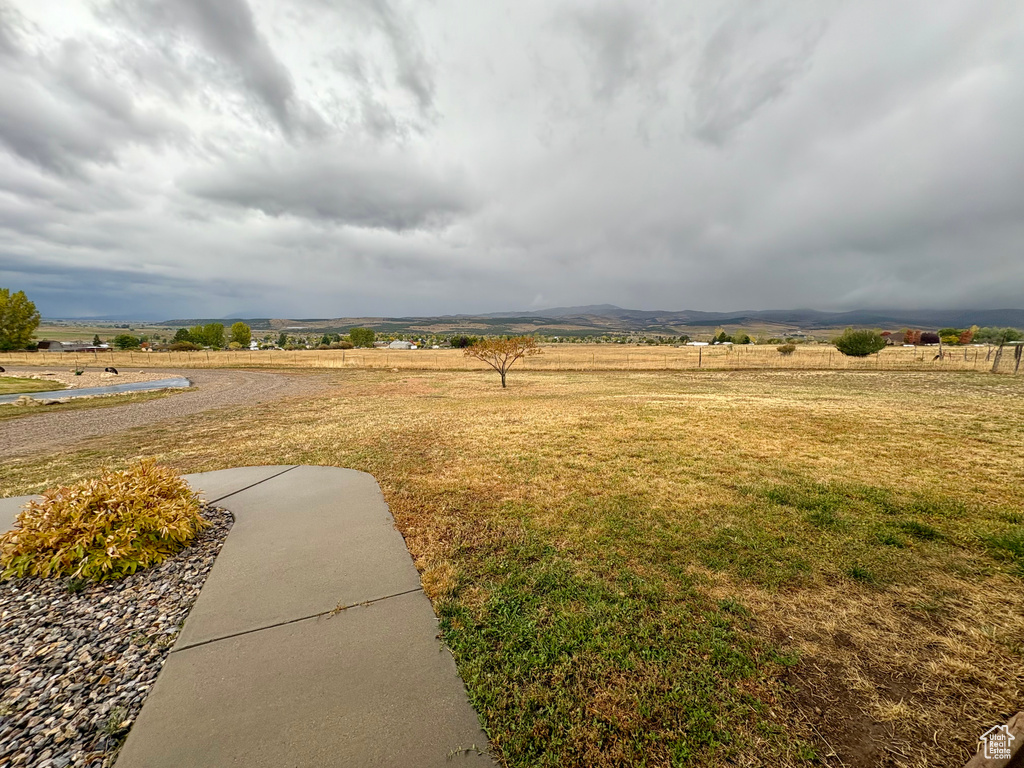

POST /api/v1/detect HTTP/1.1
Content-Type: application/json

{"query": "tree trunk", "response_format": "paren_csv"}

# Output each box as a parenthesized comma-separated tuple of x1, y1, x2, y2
(500, 371, 507, 388)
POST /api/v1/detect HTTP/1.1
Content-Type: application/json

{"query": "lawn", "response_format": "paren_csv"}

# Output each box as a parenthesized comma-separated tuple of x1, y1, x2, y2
(0, 376, 66, 396)
(2, 368, 1022, 767)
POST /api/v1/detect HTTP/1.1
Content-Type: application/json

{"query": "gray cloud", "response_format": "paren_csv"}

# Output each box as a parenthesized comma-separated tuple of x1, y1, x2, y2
(340, 0, 436, 117)
(181, 144, 472, 230)
(112, 0, 313, 135)
(561, 2, 673, 103)
(689, 9, 826, 144)
(0, 17, 183, 174)
(1, 0, 1023, 319)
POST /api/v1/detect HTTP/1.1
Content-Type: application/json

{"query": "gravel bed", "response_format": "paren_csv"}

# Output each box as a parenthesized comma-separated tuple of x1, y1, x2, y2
(0, 507, 232, 768)
(1, 370, 170, 391)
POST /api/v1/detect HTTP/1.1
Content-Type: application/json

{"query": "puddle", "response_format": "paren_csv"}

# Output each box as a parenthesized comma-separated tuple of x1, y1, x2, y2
(0, 377, 192, 405)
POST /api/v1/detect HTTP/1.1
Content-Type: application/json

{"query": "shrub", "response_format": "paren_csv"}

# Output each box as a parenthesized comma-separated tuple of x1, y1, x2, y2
(919, 332, 940, 345)
(169, 341, 200, 351)
(0, 460, 207, 581)
(777, 344, 796, 356)
(330, 340, 353, 349)
(833, 329, 887, 357)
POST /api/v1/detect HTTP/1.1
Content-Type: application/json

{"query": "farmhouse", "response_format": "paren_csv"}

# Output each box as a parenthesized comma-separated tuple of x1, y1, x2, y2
(387, 340, 416, 350)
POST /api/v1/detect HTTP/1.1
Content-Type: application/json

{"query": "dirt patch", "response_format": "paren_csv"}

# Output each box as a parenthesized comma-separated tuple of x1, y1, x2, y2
(780, 660, 909, 767)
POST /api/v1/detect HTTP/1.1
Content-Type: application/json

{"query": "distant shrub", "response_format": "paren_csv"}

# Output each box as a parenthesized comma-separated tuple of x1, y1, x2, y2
(777, 344, 796, 356)
(919, 332, 940, 345)
(833, 329, 887, 357)
(0, 460, 207, 581)
(449, 335, 477, 349)
(169, 341, 200, 351)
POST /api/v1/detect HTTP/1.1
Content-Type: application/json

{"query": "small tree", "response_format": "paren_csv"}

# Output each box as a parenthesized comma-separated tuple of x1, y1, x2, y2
(349, 327, 376, 348)
(113, 334, 141, 350)
(777, 344, 796, 356)
(833, 329, 887, 357)
(92, 334, 102, 346)
(230, 322, 252, 348)
(465, 336, 541, 388)
(173, 328, 192, 343)
(0, 288, 41, 351)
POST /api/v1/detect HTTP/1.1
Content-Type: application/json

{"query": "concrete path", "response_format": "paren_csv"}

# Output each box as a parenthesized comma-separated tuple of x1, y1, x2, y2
(1, 466, 494, 767)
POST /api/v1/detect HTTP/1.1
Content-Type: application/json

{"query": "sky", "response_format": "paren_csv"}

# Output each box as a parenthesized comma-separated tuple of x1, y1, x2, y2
(0, 0, 1022, 319)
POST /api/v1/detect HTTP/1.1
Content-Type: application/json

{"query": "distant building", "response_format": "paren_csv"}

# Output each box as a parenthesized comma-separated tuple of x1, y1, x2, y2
(388, 340, 415, 350)
(37, 340, 107, 352)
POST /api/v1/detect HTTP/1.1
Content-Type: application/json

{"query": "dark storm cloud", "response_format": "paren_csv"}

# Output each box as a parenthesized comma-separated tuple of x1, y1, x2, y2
(1, 0, 1023, 319)
(181, 145, 472, 230)
(112, 0, 315, 135)
(0, 14, 183, 175)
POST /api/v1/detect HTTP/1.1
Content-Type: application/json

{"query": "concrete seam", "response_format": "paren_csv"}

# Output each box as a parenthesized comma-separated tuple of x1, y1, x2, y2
(170, 587, 425, 654)
(206, 465, 299, 504)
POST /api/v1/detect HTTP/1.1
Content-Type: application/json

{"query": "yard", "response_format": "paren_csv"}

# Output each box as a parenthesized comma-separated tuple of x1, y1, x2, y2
(2, 367, 1022, 767)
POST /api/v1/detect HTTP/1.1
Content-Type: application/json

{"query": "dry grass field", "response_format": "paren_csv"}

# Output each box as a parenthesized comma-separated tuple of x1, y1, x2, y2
(2, 364, 1022, 767)
(1, 341, 1018, 374)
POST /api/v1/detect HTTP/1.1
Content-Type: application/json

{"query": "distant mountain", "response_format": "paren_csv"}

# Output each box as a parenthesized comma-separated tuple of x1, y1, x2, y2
(502, 306, 1024, 328)
(145, 306, 1024, 338)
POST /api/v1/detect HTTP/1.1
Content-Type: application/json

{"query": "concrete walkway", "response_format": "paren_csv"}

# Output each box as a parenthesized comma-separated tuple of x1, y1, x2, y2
(0, 466, 494, 767)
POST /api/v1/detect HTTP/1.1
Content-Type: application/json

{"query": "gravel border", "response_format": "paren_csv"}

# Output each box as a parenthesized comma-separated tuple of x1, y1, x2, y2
(0, 507, 233, 767)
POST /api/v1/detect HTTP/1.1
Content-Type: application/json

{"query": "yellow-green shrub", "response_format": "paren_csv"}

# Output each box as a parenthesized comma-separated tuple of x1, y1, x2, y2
(0, 460, 207, 581)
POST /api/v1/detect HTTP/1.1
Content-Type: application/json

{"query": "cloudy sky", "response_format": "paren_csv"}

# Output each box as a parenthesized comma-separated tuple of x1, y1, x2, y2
(0, 0, 1022, 319)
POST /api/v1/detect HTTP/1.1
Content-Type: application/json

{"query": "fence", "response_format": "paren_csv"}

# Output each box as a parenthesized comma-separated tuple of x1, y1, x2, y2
(2, 344, 1019, 374)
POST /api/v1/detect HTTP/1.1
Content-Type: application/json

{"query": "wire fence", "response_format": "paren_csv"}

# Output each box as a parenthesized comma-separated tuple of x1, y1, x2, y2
(2, 344, 1020, 374)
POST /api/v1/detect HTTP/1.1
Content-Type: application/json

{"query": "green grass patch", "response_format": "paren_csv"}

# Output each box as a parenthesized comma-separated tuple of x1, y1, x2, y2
(982, 529, 1024, 572)
(0, 376, 65, 395)
(439, 536, 812, 767)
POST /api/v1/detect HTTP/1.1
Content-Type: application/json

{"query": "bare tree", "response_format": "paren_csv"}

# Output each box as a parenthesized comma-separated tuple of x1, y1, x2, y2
(464, 336, 541, 388)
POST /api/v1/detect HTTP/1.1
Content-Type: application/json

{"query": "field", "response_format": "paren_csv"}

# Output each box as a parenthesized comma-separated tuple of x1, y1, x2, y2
(2, 362, 1022, 766)
(1, 342, 1019, 374)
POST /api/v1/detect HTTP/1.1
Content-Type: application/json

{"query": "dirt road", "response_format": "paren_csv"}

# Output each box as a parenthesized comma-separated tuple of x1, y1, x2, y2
(0, 369, 329, 459)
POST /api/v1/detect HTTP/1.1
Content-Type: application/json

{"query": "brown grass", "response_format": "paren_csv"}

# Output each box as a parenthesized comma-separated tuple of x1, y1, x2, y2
(2, 368, 1022, 766)
(2, 342, 1017, 374)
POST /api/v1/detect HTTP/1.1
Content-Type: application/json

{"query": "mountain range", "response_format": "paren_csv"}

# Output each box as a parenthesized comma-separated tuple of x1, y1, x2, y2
(146, 306, 1024, 336)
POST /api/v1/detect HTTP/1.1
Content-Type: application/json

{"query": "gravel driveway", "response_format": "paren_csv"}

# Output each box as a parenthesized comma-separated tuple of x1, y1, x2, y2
(0, 369, 328, 459)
